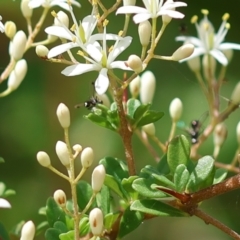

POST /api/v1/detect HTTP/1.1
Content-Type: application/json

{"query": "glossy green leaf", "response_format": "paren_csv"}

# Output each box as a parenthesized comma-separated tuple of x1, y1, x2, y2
(0, 222, 10, 240)
(104, 212, 120, 231)
(136, 110, 164, 128)
(39, 207, 46, 215)
(65, 216, 74, 231)
(167, 135, 190, 174)
(53, 221, 68, 233)
(157, 154, 170, 174)
(126, 99, 141, 119)
(36, 221, 49, 236)
(131, 199, 185, 217)
(174, 164, 190, 193)
(96, 185, 110, 216)
(122, 176, 139, 200)
(141, 165, 161, 176)
(0, 157, 4, 163)
(151, 173, 175, 189)
(9, 221, 24, 236)
(132, 178, 166, 198)
(110, 102, 117, 111)
(104, 174, 124, 198)
(46, 197, 66, 227)
(59, 231, 74, 240)
(45, 228, 62, 240)
(118, 206, 143, 239)
(79, 217, 90, 237)
(76, 181, 96, 212)
(187, 155, 215, 192)
(213, 168, 228, 184)
(133, 104, 151, 122)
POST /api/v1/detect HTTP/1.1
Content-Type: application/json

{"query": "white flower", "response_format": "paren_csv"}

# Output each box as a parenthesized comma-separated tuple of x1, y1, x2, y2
(0, 15, 4, 33)
(61, 27, 133, 95)
(116, 0, 187, 24)
(0, 198, 11, 208)
(28, 0, 80, 11)
(176, 10, 240, 66)
(46, 8, 97, 58)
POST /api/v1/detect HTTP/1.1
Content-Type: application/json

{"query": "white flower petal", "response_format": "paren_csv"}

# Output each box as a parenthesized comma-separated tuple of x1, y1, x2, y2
(89, 33, 120, 43)
(95, 68, 109, 95)
(116, 6, 147, 15)
(45, 26, 73, 41)
(85, 44, 103, 63)
(219, 43, 240, 51)
(133, 13, 152, 24)
(210, 49, 228, 66)
(48, 42, 77, 58)
(159, 9, 184, 19)
(82, 15, 97, 40)
(28, 0, 44, 8)
(0, 198, 11, 208)
(163, 1, 187, 9)
(61, 63, 100, 76)
(110, 61, 132, 71)
(179, 47, 205, 63)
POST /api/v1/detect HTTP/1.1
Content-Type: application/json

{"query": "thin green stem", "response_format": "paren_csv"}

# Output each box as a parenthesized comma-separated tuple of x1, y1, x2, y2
(168, 121, 177, 142)
(48, 166, 70, 181)
(80, 193, 97, 216)
(122, 14, 130, 37)
(74, 167, 87, 184)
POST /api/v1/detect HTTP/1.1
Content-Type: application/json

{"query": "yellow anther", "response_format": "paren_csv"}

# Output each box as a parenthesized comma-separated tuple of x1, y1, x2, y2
(70, 23, 76, 32)
(222, 13, 230, 21)
(201, 9, 209, 15)
(96, 13, 100, 20)
(72, 36, 76, 43)
(51, 11, 57, 18)
(225, 23, 230, 29)
(191, 15, 198, 24)
(92, 0, 97, 5)
(67, 0, 72, 6)
(103, 19, 109, 27)
(118, 30, 123, 37)
(77, 50, 85, 57)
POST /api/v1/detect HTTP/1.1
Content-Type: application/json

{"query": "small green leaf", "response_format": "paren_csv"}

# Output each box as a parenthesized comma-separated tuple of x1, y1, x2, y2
(104, 174, 124, 198)
(126, 99, 141, 119)
(187, 155, 215, 192)
(110, 102, 117, 111)
(36, 221, 49, 236)
(0, 157, 5, 163)
(151, 174, 175, 189)
(96, 185, 110, 216)
(167, 135, 190, 174)
(174, 164, 190, 193)
(122, 176, 139, 200)
(9, 221, 24, 236)
(59, 230, 74, 240)
(46, 198, 66, 227)
(136, 111, 164, 128)
(79, 217, 90, 237)
(45, 228, 62, 240)
(0, 182, 6, 196)
(3, 189, 16, 197)
(156, 154, 170, 174)
(132, 178, 166, 198)
(118, 206, 143, 239)
(104, 212, 120, 231)
(141, 165, 161, 176)
(131, 199, 185, 217)
(53, 221, 68, 233)
(213, 168, 228, 184)
(39, 207, 46, 215)
(76, 181, 96, 212)
(0, 222, 10, 240)
(133, 104, 151, 122)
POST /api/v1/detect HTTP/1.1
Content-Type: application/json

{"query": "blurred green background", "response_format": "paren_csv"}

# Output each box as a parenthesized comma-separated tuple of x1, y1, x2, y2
(1, 0, 240, 239)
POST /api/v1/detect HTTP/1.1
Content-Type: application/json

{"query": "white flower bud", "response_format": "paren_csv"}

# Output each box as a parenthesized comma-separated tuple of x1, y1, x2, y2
(55, 141, 70, 167)
(8, 59, 27, 91)
(11, 30, 27, 60)
(47, 34, 58, 43)
(89, 208, 104, 236)
(214, 123, 227, 147)
(36, 45, 49, 59)
(123, 0, 136, 6)
(125, 55, 143, 73)
(140, 71, 156, 104)
(81, 147, 94, 168)
(222, 49, 233, 63)
(20, 221, 35, 240)
(162, 0, 174, 24)
(92, 165, 105, 193)
(36, 151, 51, 167)
(202, 54, 216, 80)
(56, 103, 70, 128)
(169, 98, 183, 122)
(138, 21, 151, 47)
(0, 198, 11, 208)
(53, 189, 66, 207)
(231, 82, 240, 105)
(21, 0, 33, 18)
(4, 21, 17, 39)
(73, 144, 82, 153)
(187, 56, 201, 72)
(142, 123, 155, 136)
(236, 122, 240, 145)
(129, 76, 140, 98)
(55, 11, 69, 28)
(0, 16, 4, 33)
(172, 44, 194, 61)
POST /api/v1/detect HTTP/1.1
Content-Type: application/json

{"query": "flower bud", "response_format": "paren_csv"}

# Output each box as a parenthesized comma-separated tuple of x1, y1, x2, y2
(11, 30, 27, 60)
(187, 56, 201, 72)
(169, 98, 183, 122)
(125, 55, 142, 73)
(123, 0, 136, 6)
(36, 151, 51, 167)
(47, 34, 58, 43)
(231, 82, 240, 105)
(0, 198, 11, 208)
(142, 123, 155, 136)
(56, 141, 70, 167)
(172, 44, 194, 61)
(222, 49, 233, 63)
(4, 21, 17, 39)
(202, 54, 216, 80)
(129, 76, 140, 98)
(138, 21, 151, 47)
(140, 71, 156, 104)
(36, 45, 49, 59)
(89, 208, 104, 236)
(21, 0, 33, 19)
(8, 59, 27, 91)
(162, 0, 174, 24)
(20, 221, 35, 240)
(55, 11, 69, 28)
(81, 147, 94, 168)
(73, 144, 82, 153)
(236, 122, 240, 145)
(91, 165, 105, 193)
(0, 16, 4, 33)
(56, 103, 70, 128)
(53, 189, 66, 207)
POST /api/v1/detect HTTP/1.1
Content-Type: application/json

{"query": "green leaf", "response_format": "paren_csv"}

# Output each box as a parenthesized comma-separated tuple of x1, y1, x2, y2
(45, 228, 62, 240)
(156, 154, 170, 175)
(59, 231, 74, 240)
(151, 173, 175, 189)
(9, 221, 24, 236)
(187, 155, 215, 192)
(36, 221, 49, 236)
(174, 164, 190, 193)
(110, 102, 117, 111)
(0, 157, 5, 163)
(132, 178, 166, 198)
(0, 182, 6, 196)
(131, 199, 185, 217)
(167, 135, 190, 174)
(133, 104, 151, 122)
(96, 185, 110, 216)
(76, 181, 96, 212)
(136, 110, 164, 128)
(39, 207, 46, 215)
(3, 189, 16, 197)
(46, 197, 66, 227)
(0, 222, 10, 240)
(104, 174, 124, 198)
(79, 217, 90, 237)
(126, 99, 141, 119)
(53, 221, 68, 233)
(104, 212, 120, 231)
(118, 206, 143, 239)
(213, 168, 228, 184)
(122, 176, 139, 200)
(141, 165, 161, 176)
